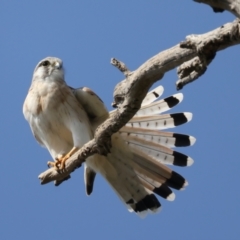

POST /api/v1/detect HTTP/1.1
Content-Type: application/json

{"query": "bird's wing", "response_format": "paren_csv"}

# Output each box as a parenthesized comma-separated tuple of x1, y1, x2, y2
(71, 86, 109, 195)
(23, 84, 43, 147)
(71, 86, 109, 124)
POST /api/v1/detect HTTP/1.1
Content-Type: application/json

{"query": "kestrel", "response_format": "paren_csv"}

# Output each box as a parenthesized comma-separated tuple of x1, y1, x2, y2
(23, 57, 195, 217)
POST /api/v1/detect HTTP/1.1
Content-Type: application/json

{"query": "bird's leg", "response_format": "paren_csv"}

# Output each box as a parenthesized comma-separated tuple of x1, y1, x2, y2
(47, 154, 64, 170)
(57, 147, 80, 170)
(47, 147, 80, 170)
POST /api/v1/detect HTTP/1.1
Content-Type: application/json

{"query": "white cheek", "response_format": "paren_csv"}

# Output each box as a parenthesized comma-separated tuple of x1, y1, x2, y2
(34, 67, 64, 82)
(34, 67, 45, 79)
(52, 69, 64, 80)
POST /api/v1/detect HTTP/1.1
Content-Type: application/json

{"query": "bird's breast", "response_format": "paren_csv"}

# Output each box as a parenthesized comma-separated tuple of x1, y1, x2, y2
(24, 80, 69, 117)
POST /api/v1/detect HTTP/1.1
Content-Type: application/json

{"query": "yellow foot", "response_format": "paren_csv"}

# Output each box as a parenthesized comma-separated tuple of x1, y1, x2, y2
(47, 147, 79, 170)
(47, 158, 62, 170)
(47, 156, 68, 170)
(57, 155, 69, 170)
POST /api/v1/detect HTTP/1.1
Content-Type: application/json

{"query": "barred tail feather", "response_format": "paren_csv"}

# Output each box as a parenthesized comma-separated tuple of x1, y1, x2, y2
(127, 112, 192, 130)
(131, 149, 188, 190)
(138, 177, 175, 201)
(136, 93, 183, 117)
(125, 135, 194, 166)
(101, 143, 188, 217)
(119, 126, 196, 148)
(105, 153, 162, 217)
(141, 85, 164, 106)
(87, 85, 195, 217)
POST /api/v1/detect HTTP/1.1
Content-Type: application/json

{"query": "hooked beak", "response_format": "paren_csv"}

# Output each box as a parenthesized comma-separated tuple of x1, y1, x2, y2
(54, 62, 61, 69)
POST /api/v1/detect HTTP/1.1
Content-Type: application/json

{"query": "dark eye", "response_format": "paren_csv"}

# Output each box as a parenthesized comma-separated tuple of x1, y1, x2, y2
(41, 60, 50, 67)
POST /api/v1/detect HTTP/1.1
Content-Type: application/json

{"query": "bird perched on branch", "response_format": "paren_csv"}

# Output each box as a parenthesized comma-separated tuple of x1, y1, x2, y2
(23, 57, 195, 217)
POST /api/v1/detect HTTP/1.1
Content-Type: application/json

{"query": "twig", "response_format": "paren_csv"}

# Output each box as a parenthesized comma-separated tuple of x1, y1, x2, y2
(111, 58, 130, 77)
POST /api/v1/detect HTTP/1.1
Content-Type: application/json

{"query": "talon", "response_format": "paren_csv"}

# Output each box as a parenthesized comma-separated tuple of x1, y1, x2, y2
(47, 159, 61, 170)
(47, 147, 79, 170)
(59, 161, 66, 170)
(47, 161, 55, 168)
(58, 155, 69, 170)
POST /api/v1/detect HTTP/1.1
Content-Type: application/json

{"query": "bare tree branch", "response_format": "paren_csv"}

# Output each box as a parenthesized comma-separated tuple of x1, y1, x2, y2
(194, 0, 240, 18)
(39, 19, 240, 185)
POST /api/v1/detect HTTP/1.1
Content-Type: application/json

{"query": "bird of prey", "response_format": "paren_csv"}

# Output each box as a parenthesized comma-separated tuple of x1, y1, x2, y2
(23, 57, 195, 217)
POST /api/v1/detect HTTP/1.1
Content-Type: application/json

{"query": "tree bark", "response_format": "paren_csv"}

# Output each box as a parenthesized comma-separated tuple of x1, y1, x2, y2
(194, 0, 240, 18)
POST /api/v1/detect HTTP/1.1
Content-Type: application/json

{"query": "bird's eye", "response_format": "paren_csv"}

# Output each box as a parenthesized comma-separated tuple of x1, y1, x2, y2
(41, 60, 50, 67)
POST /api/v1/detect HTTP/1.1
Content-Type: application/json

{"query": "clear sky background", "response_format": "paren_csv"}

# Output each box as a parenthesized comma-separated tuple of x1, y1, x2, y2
(1, 1, 240, 240)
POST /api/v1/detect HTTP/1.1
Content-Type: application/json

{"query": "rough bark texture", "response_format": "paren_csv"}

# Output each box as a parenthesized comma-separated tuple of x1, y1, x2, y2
(194, 0, 240, 18)
(39, 14, 240, 185)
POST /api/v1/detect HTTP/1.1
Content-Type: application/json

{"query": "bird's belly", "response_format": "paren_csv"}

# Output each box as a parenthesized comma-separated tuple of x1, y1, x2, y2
(31, 109, 74, 159)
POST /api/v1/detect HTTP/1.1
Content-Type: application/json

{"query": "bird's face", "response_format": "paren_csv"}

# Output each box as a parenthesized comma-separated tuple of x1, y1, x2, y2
(32, 57, 64, 82)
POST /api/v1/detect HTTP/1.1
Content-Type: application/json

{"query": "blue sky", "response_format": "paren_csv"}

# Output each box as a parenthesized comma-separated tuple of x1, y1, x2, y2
(1, 1, 240, 239)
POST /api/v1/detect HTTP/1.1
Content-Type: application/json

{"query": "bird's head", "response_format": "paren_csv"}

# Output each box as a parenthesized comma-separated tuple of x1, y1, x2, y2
(32, 57, 64, 82)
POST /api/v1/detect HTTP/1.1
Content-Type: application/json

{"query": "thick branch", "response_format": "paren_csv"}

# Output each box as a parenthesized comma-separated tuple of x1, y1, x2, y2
(39, 19, 240, 185)
(176, 19, 240, 89)
(194, 0, 240, 18)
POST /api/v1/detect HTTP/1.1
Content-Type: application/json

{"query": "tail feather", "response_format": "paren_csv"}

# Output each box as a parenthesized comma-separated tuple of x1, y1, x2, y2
(132, 151, 171, 180)
(136, 93, 183, 117)
(120, 126, 196, 148)
(105, 152, 162, 216)
(105, 177, 136, 212)
(141, 85, 164, 106)
(134, 194, 161, 214)
(131, 149, 188, 190)
(86, 85, 195, 217)
(127, 113, 192, 130)
(101, 142, 184, 217)
(109, 86, 164, 117)
(166, 171, 188, 190)
(125, 135, 194, 166)
(139, 177, 175, 201)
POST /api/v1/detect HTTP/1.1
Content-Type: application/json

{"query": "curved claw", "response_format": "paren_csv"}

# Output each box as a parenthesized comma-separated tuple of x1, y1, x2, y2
(47, 160, 61, 170)
(46, 147, 79, 170)
(47, 161, 55, 168)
